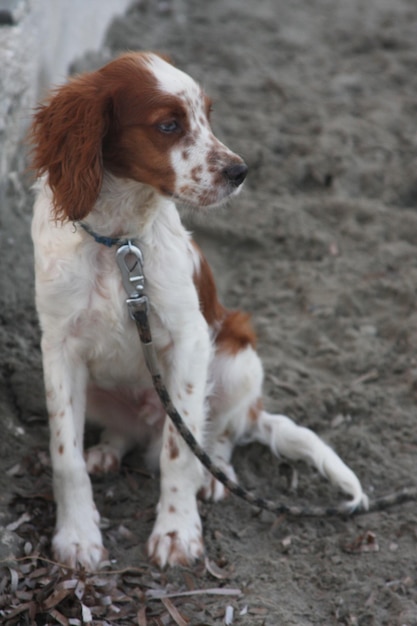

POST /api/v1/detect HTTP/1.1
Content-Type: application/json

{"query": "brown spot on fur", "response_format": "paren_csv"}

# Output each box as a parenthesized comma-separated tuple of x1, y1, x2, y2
(171, 486, 178, 493)
(179, 184, 192, 196)
(186, 383, 194, 395)
(168, 505, 176, 513)
(168, 435, 180, 460)
(191, 164, 203, 182)
(58, 444, 64, 454)
(182, 131, 196, 148)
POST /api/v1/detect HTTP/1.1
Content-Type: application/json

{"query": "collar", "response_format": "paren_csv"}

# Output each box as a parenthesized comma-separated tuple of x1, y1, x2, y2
(77, 221, 131, 248)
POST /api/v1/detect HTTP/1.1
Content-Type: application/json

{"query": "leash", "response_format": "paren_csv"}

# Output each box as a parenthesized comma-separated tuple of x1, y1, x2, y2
(77, 224, 417, 517)
(114, 239, 417, 518)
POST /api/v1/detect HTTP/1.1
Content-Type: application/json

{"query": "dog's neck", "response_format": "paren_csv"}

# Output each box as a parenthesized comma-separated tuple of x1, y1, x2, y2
(83, 172, 175, 241)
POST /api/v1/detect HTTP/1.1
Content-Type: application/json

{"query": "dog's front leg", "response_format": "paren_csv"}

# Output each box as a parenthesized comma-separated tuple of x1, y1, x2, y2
(42, 338, 105, 569)
(147, 322, 210, 568)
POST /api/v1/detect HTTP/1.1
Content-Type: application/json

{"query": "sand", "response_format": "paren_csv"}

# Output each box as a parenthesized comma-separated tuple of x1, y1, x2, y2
(1, 0, 416, 623)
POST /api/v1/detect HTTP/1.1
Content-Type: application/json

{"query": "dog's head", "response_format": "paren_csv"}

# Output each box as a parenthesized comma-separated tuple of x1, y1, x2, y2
(30, 52, 247, 221)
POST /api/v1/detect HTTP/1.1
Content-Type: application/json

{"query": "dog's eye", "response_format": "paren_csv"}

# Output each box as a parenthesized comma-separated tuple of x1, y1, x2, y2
(158, 120, 180, 134)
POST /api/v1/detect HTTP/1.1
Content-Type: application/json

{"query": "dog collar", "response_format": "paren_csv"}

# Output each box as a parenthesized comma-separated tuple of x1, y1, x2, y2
(77, 221, 130, 248)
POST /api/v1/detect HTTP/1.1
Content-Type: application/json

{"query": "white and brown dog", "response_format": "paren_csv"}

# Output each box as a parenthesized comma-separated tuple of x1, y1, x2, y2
(30, 52, 367, 569)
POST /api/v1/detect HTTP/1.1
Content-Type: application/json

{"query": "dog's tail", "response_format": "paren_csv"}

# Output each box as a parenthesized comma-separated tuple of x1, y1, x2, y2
(249, 410, 369, 511)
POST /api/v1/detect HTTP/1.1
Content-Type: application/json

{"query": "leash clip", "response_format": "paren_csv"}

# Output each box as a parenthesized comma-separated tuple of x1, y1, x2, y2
(116, 241, 148, 317)
(116, 241, 156, 371)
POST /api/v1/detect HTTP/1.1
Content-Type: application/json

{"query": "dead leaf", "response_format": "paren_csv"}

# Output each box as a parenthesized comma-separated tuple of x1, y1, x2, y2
(8, 568, 19, 593)
(48, 608, 70, 626)
(342, 530, 379, 553)
(42, 587, 72, 609)
(146, 587, 242, 600)
(137, 604, 148, 626)
(204, 557, 231, 580)
(81, 602, 92, 622)
(161, 597, 189, 625)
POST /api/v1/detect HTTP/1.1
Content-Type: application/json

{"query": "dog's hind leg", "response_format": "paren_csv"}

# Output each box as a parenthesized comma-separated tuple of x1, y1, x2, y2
(205, 339, 367, 510)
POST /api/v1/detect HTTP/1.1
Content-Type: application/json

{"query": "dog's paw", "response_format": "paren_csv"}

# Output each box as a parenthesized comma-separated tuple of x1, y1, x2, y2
(85, 444, 121, 475)
(199, 462, 237, 502)
(147, 508, 204, 568)
(53, 514, 106, 570)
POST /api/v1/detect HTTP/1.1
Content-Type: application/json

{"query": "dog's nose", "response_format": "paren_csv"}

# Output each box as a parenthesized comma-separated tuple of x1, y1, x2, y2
(223, 162, 248, 187)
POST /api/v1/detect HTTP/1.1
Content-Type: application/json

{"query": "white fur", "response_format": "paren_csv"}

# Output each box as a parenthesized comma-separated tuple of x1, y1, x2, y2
(33, 175, 212, 568)
(32, 54, 367, 570)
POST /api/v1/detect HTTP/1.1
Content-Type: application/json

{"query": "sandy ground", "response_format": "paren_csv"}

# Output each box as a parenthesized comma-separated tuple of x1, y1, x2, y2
(1, 0, 417, 623)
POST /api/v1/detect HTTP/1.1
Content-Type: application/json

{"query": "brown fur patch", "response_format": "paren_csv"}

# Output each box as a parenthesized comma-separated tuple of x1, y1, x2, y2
(216, 310, 257, 355)
(192, 241, 257, 354)
(29, 52, 183, 220)
(192, 242, 225, 326)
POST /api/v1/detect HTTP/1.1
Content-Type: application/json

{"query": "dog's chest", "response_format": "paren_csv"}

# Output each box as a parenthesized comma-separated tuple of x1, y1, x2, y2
(69, 248, 169, 387)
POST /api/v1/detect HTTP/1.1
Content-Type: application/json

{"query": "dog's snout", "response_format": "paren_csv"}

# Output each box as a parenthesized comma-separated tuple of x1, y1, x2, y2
(223, 162, 248, 187)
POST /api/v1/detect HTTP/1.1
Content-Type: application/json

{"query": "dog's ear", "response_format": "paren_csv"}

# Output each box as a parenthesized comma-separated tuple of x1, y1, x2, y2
(30, 74, 112, 222)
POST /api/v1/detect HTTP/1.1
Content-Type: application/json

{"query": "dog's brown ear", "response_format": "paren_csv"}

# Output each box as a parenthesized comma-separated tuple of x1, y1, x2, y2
(30, 74, 112, 222)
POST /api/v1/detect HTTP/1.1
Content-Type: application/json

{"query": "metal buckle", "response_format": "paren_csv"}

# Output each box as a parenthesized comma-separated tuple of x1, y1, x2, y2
(116, 241, 145, 299)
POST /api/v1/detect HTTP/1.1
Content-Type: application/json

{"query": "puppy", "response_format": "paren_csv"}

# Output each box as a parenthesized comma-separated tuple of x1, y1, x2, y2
(30, 52, 367, 569)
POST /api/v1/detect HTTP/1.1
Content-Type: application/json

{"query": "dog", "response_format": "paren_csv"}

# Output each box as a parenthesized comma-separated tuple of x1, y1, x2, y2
(30, 52, 367, 569)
